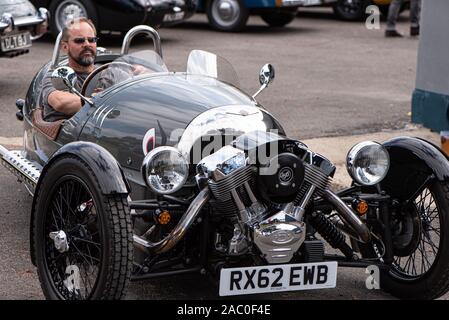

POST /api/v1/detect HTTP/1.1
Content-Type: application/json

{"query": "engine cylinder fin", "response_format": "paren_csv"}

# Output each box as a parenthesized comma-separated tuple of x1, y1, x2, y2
(303, 163, 331, 192)
(294, 181, 312, 205)
(208, 166, 254, 202)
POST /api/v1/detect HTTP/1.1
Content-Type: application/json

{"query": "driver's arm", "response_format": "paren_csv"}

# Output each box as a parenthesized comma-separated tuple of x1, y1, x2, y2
(47, 90, 82, 116)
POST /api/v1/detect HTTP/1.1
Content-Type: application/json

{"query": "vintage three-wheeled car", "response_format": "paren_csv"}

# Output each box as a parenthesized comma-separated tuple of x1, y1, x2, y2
(1, 25, 449, 300)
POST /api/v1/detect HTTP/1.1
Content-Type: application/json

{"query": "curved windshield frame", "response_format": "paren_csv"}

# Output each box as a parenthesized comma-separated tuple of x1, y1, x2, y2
(83, 49, 168, 96)
(85, 49, 241, 96)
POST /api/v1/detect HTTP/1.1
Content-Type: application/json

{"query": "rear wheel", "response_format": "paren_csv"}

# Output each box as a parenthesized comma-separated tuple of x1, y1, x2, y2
(332, 0, 370, 21)
(381, 180, 449, 299)
(260, 11, 296, 27)
(206, 0, 249, 32)
(49, 0, 98, 38)
(33, 156, 133, 300)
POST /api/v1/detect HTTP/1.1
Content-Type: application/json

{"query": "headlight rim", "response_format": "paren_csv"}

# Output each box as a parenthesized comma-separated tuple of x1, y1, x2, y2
(141, 146, 189, 195)
(346, 141, 390, 186)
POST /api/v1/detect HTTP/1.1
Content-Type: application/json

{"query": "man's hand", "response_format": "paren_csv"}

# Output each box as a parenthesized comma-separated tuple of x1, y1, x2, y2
(132, 64, 152, 76)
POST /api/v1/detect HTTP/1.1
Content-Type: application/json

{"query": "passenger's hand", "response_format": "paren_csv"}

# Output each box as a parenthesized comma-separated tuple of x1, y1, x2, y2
(92, 88, 104, 96)
(132, 64, 150, 75)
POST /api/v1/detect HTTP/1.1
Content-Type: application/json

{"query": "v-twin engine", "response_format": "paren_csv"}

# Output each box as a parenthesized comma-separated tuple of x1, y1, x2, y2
(196, 133, 334, 264)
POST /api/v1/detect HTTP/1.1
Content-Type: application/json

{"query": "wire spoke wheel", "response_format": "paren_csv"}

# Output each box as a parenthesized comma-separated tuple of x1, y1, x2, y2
(34, 155, 133, 300)
(44, 176, 102, 299)
(390, 185, 441, 280)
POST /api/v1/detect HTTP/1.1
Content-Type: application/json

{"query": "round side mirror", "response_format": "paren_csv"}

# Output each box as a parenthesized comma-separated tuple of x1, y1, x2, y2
(51, 66, 78, 91)
(259, 64, 275, 86)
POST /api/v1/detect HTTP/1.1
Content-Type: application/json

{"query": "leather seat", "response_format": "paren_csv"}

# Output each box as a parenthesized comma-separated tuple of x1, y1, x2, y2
(31, 108, 65, 140)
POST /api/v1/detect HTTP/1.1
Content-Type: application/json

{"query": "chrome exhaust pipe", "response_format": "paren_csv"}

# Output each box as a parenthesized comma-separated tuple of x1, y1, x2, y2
(133, 187, 210, 254)
(1, 146, 41, 188)
(322, 189, 371, 243)
(0, 145, 9, 158)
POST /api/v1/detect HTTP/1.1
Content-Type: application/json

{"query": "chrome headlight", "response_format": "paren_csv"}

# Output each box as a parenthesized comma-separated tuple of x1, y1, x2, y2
(346, 141, 390, 186)
(0, 13, 14, 33)
(141, 146, 189, 194)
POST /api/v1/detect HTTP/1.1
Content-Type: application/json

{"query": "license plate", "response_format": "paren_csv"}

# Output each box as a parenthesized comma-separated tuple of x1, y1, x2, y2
(219, 261, 337, 296)
(301, 0, 326, 6)
(163, 12, 185, 22)
(1, 32, 31, 52)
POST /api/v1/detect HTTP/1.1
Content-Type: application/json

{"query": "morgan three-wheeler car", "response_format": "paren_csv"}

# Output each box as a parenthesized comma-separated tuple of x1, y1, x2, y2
(1, 25, 449, 300)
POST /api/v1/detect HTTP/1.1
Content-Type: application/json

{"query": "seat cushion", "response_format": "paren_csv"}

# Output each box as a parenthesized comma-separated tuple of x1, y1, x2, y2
(32, 108, 65, 140)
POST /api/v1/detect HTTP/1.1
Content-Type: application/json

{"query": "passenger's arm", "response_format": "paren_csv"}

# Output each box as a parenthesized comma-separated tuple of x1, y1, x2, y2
(47, 90, 82, 115)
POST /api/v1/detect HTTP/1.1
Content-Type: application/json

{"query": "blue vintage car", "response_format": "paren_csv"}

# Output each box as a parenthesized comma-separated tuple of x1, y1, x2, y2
(197, 0, 332, 31)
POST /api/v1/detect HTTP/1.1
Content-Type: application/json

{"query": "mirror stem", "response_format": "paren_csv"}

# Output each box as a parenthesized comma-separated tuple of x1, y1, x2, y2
(71, 87, 93, 106)
(252, 83, 267, 99)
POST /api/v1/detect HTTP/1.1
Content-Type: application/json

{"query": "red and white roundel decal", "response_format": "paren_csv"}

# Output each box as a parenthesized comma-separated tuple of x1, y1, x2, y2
(142, 128, 156, 155)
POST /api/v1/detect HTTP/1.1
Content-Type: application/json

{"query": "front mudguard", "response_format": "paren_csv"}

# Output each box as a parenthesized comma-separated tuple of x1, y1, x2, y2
(380, 136, 449, 201)
(29, 141, 131, 265)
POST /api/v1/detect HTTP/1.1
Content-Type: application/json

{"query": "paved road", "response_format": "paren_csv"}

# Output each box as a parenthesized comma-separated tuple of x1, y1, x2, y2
(0, 9, 442, 300)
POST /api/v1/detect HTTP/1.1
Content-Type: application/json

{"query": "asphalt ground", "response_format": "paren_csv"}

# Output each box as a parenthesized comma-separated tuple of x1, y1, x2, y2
(1, 8, 446, 300)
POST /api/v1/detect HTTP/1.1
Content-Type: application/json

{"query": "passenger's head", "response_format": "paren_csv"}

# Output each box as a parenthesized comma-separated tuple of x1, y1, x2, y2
(61, 18, 97, 67)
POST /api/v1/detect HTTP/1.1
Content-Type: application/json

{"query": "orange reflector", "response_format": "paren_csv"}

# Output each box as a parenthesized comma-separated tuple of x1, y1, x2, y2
(158, 210, 171, 225)
(356, 200, 369, 215)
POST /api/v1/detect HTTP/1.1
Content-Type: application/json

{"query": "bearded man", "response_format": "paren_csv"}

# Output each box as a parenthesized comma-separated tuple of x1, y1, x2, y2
(41, 18, 98, 121)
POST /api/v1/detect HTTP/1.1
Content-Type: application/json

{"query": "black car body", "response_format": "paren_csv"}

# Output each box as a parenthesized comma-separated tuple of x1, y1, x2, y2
(2, 25, 449, 300)
(0, 0, 49, 57)
(30, 0, 197, 37)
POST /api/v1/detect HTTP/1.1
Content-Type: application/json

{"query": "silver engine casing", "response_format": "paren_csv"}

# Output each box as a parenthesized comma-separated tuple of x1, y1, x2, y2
(197, 144, 307, 263)
(252, 210, 306, 264)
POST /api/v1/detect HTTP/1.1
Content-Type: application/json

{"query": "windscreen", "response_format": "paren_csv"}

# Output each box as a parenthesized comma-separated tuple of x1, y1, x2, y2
(186, 50, 240, 88)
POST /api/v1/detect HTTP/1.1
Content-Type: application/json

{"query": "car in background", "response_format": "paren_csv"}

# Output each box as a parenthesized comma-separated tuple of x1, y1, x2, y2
(30, 0, 197, 37)
(196, 0, 330, 32)
(0, 0, 49, 58)
(331, 0, 409, 21)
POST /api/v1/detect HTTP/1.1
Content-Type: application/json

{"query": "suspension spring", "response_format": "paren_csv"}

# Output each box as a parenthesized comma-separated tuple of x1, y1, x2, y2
(309, 211, 354, 258)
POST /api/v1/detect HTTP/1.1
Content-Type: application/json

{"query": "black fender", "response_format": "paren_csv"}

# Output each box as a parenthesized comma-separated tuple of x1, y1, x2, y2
(380, 136, 449, 201)
(30, 141, 130, 265)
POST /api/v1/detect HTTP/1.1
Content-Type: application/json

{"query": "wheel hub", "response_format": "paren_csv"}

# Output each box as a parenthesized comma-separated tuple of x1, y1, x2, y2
(214, 0, 240, 24)
(391, 203, 422, 257)
(218, 1, 234, 20)
(49, 230, 69, 253)
(56, 1, 87, 32)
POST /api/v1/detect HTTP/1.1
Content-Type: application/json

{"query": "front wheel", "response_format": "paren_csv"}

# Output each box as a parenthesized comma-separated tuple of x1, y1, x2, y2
(381, 180, 449, 299)
(206, 0, 249, 32)
(33, 156, 133, 300)
(260, 12, 296, 27)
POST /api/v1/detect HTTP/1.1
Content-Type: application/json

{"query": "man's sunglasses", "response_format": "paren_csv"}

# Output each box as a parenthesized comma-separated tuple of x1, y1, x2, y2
(71, 37, 99, 44)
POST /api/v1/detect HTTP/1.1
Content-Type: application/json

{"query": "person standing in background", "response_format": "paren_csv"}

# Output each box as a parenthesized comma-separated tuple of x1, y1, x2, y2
(385, 0, 421, 37)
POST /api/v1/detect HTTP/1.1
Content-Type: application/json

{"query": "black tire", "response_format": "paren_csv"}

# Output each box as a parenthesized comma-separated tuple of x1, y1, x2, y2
(332, 0, 370, 21)
(33, 155, 133, 300)
(380, 180, 449, 299)
(48, 0, 98, 38)
(260, 12, 295, 27)
(206, 0, 249, 32)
